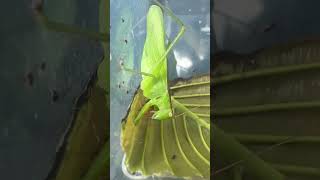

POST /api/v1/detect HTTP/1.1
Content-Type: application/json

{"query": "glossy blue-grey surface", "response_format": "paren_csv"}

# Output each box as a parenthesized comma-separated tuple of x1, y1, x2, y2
(0, 0, 103, 179)
(110, 0, 210, 179)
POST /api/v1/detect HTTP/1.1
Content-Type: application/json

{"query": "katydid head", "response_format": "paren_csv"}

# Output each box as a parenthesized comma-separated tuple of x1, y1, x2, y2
(149, 94, 173, 121)
(152, 108, 172, 120)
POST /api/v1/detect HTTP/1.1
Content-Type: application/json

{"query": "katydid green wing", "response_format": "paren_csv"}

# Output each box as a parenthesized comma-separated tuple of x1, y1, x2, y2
(140, 5, 171, 120)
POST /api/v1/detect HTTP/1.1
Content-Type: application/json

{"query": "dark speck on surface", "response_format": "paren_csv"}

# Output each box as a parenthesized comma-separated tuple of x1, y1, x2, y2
(263, 23, 276, 33)
(51, 89, 59, 102)
(119, 60, 124, 67)
(40, 62, 46, 71)
(25, 72, 34, 87)
(171, 154, 176, 160)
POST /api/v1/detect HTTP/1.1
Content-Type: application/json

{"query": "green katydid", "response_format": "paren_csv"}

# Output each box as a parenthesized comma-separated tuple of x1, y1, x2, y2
(124, 1, 186, 124)
(128, 1, 210, 130)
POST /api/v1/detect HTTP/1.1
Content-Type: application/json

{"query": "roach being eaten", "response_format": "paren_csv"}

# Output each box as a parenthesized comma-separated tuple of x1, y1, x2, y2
(124, 39, 128, 44)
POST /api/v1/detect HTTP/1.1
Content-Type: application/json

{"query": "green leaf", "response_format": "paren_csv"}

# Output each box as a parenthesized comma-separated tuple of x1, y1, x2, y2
(46, 83, 108, 180)
(121, 75, 210, 178)
(213, 40, 320, 179)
